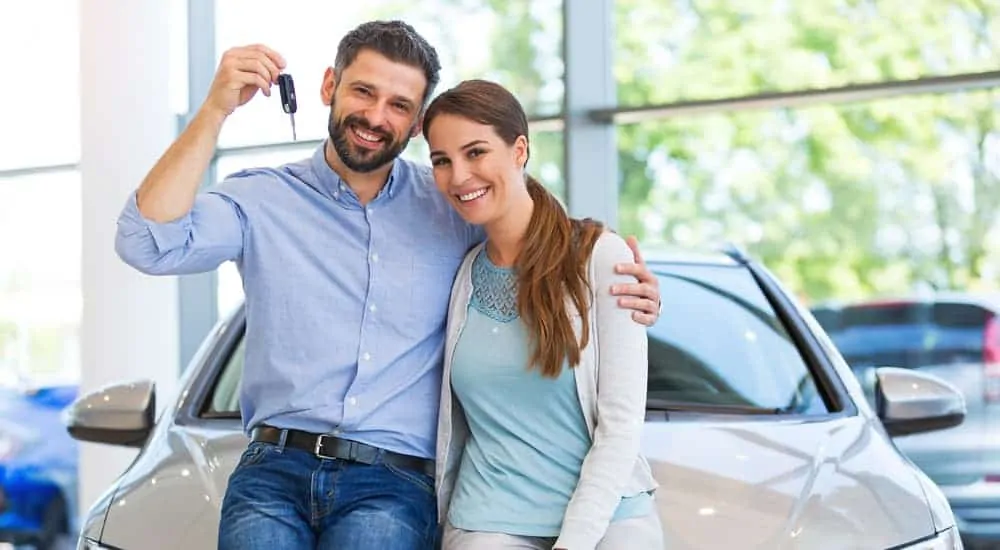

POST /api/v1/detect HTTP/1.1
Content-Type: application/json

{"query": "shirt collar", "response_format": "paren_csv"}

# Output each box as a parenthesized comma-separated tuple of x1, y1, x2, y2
(310, 141, 401, 206)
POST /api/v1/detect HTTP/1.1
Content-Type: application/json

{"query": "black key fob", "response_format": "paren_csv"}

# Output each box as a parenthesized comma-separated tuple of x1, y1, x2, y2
(278, 74, 297, 114)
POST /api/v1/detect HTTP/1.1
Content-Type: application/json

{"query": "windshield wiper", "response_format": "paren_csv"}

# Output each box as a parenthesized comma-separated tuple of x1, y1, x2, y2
(646, 399, 786, 415)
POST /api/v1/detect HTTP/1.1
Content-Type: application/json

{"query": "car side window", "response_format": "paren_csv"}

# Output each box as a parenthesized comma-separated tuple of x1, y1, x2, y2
(648, 264, 830, 415)
(202, 334, 246, 418)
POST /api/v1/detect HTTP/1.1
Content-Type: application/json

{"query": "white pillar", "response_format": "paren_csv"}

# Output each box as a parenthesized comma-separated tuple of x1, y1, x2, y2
(563, 0, 618, 226)
(79, 2, 179, 513)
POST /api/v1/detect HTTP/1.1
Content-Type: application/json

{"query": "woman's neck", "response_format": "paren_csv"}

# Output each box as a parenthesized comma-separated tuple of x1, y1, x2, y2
(484, 193, 534, 268)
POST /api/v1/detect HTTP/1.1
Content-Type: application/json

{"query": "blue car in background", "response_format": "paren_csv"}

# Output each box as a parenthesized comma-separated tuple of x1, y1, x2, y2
(0, 383, 77, 549)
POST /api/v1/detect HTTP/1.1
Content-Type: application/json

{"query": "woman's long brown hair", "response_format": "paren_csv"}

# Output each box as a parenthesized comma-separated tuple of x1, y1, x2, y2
(423, 79, 604, 378)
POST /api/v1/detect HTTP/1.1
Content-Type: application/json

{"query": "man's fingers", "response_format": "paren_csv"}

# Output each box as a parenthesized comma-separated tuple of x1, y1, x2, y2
(615, 260, 646, 277)
(617, 296, 658, 314)
(246, 44, 287, 70)
(231, 59, 274, 95)
(221, 45, 284, 82)
(229, 69, 271, 97)
(242, 54, 282, 84)
(234, 58, 275, 87)
(611, 282, 656, 300)
(625, 235, 645, 266)
(632, 311, 657, 326)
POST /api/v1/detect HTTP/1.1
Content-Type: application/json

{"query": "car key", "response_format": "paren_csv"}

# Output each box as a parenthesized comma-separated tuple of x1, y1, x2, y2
(278, 74, 297, 140)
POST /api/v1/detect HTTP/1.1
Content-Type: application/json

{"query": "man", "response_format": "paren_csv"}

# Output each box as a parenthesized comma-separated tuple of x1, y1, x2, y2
(115, 20, 661, 550)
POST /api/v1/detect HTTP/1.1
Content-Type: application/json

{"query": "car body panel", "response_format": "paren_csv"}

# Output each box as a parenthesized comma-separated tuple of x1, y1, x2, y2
(92, 412, 938, 550)
(816, 295, 1000, 543)
(99, 423, 248, 549)
(78, 254, 956, 549)
(644, 414, 932, 549)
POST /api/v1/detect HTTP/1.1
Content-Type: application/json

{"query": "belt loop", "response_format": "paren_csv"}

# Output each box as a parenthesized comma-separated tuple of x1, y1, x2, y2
(277, 429, 289, 452)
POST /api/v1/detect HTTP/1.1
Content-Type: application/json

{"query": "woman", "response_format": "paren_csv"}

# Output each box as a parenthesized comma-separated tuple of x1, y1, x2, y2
(424, 79, 664, 550)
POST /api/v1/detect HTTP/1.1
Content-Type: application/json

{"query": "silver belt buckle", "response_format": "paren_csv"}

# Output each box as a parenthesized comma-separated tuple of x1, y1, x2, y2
(314, 434, 336, 460)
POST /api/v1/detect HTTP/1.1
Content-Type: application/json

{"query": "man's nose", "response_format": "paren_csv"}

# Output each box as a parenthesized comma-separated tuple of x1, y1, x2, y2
(362, 105, 390, 131)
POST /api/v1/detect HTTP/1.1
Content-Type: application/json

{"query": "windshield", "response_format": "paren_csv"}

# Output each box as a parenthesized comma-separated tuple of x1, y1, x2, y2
(648, 264, 829, 415)
(204, 264, 833, 419)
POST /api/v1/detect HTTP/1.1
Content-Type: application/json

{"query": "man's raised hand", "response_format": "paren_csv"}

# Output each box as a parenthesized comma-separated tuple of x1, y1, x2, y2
(204, 44, 287, 118)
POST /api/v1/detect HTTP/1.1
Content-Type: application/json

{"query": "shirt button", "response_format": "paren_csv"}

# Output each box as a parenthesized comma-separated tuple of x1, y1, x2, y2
(369, 304, 377, 312)
(348, 397, 358, 406)
(371, 253, 379, 263)
(362, 352, 371, 361)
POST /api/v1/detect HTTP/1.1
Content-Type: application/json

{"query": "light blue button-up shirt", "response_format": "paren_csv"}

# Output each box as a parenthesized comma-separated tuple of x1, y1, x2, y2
(115, 143, 483, 459)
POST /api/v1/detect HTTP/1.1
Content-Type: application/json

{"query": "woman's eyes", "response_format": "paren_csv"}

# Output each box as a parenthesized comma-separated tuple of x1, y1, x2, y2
(431, 148, 489, 166)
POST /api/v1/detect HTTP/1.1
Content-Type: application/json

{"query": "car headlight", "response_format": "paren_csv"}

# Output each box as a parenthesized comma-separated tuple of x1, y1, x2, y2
(900, 528, 963, 550)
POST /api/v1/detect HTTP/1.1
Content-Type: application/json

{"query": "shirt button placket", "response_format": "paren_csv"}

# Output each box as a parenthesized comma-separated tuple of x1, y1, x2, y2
(353, 203, 377, 416)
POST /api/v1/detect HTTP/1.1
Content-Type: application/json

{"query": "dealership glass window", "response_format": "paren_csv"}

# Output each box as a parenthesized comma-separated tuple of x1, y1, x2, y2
(614, 0, 1000, 106)
(0, 170, 82, 382)
(529, 129, 565, 202)
(0, 3, 81, 169)
(617, 88, 1000, 300)
(214, 0, 564, 148)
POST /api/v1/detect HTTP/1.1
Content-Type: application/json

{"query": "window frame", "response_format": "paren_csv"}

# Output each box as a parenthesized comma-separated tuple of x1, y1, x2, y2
(173, 304, 247, 428)
(748, 259, 857, 418)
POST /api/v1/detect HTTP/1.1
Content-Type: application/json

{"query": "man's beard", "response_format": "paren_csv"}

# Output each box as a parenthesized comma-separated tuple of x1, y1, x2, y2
(328, 105, 412, 173)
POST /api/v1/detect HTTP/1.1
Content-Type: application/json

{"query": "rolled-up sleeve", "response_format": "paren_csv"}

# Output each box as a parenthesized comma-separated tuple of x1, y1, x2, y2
(114, 190, 246, 276)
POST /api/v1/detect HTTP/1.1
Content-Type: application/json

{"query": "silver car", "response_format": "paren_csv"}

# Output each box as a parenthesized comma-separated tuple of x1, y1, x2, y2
(815, 294, 1000, 549)
(68, 248, 966, 549)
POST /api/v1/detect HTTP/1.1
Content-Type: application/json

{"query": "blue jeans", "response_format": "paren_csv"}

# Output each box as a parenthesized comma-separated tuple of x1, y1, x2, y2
(218, 441, 438, 550)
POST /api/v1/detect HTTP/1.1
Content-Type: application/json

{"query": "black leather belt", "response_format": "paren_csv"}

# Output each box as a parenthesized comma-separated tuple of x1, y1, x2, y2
(251, 425, 435, 478)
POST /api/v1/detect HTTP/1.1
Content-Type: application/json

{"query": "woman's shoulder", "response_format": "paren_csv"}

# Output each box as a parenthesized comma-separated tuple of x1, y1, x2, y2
(589, 230, 634, 269)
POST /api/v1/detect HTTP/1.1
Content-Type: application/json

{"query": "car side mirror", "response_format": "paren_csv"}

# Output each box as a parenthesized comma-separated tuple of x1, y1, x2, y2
(63, 379, 156, 448)
(875, 367, 965, 437)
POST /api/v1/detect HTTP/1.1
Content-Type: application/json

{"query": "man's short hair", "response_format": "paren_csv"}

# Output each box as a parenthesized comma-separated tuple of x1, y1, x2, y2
(335, 20, 442, 106)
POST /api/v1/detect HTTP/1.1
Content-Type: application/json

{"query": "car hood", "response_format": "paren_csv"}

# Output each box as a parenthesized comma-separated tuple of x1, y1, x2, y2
(643, 413, 937, 549)
(96, 413, 938, 550)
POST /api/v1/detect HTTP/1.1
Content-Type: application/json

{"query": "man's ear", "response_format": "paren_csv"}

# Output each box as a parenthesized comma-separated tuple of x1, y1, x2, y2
(320, 67, 337, 106)
(410, 113, 425, 138)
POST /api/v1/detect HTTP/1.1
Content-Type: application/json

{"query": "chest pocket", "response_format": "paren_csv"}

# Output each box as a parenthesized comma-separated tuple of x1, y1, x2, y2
(401, 256, 464, 339)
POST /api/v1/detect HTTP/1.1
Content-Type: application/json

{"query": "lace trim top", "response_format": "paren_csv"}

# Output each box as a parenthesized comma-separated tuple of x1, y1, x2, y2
(470, 249, 519, 323)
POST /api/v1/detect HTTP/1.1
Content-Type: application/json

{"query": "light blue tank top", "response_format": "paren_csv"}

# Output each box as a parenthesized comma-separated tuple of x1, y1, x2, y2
(447, 249, 651, 537)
